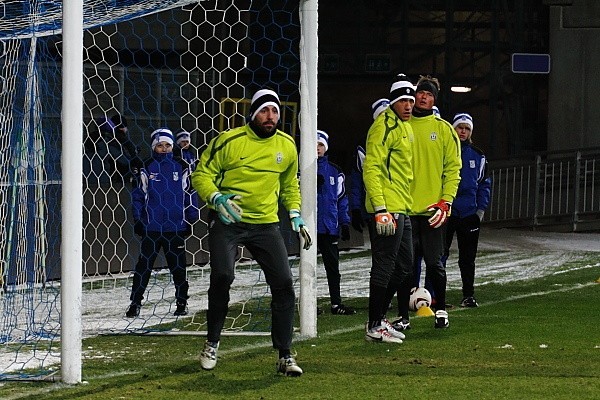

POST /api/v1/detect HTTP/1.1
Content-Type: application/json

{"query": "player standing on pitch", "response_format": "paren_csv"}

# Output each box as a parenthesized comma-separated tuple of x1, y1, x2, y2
(407, 75, 461, 329)
(443, 113, 491, 308)
(349, 98, 390, 235)
(316, 130, 355, 315)
(191, 88, 311, 376)
(363, 74, 415, 343)
(126, 128, 199, 318)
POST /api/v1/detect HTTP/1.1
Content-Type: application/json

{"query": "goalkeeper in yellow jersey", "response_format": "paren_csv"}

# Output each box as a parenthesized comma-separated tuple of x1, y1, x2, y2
(407, 75, 462, 329)
(363, 74, 415, 344)
(191, 88, 311, 377)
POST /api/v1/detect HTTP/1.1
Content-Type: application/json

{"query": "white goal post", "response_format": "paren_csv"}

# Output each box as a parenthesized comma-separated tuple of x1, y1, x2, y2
(0, 0, 319, 383)
(298, 0, 318, 339)
(61, 0, 84, 385)
(58, 0, 319, 384)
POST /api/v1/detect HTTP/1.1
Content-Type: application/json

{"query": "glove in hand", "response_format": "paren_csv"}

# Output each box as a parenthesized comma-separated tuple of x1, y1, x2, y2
(427, 200, 452, 228)
(374, 210, 396, 236)
(476, 209, 485, 221)
(289, 209, 312, 250)
(211, 193, 243, 225)
(299, 226, 313, 250)
(289, 209, 305, 232)
(341, 224, 350, 241)
(351, 209, 365, 232)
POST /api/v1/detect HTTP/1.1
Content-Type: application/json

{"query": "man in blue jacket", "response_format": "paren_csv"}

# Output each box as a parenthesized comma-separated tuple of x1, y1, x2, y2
(317, 130, 355, 315)
(443, 113, 491, 308)
(126, 128, 199, 318)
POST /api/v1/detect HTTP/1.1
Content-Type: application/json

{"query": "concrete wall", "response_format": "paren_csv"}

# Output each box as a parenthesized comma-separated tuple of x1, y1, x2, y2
(546, 0, 600, 151)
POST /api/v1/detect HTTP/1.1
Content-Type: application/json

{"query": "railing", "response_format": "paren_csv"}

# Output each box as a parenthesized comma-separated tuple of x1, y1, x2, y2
(486, 148, 600, 231)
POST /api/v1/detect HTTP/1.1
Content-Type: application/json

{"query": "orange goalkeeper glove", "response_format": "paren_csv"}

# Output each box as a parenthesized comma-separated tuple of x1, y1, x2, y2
(426, 200, 452, 228)
(374, 209, 397, 236)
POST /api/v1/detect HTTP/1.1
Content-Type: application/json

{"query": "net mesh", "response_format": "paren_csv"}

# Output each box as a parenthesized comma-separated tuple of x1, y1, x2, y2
(0, 0, 302, 379)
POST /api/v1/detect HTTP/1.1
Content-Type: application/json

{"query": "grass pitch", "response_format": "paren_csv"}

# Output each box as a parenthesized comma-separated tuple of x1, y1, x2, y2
(1, 252, 599, 400)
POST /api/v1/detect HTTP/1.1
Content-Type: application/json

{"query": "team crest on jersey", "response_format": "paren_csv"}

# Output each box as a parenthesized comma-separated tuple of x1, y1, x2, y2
(470, 160, 476, 168)
(329, 176, 335, 185)
(276, 152, 283, 164)
(173, 172, 179, 181)
(430, 132, 438, 141)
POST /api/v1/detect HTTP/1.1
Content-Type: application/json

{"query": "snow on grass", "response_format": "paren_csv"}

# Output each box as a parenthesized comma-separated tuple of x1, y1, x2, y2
(2, 228, 599, 375)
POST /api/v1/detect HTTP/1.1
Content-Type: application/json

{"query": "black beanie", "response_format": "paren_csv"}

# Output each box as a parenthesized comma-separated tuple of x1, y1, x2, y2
(416, 80, 439, 99)
(249, 89, 281, 121)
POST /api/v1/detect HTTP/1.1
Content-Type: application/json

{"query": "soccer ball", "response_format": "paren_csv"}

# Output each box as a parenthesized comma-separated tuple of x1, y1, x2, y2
(409, 287, 432, 311)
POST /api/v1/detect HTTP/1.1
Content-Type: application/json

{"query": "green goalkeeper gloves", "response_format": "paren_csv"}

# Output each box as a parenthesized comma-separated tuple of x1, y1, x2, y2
(289, 209, 312, 250)
(210, 192, 243, 225)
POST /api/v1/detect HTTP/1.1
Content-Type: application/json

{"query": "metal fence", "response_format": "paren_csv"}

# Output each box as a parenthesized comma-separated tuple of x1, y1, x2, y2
(486, 148, 600, 231)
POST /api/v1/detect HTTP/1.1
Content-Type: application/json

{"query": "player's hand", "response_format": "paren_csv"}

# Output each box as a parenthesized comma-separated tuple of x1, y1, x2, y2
(289, 210, 312, 250)
(427, 200, 452, 228)
(374, 209, 396, 236)
(341, 224, 350, 241)
(476, 209, 485, 221)
(299, 226, 313, 250)
(289, 209, 305, 232)
(211, 192, 243, 224)
(351, 209, 365, 232)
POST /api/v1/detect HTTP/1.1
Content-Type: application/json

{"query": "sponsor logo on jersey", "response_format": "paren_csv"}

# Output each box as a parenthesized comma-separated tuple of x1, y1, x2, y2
(430, 132, 438, 141)
(276, 152, 283, 164)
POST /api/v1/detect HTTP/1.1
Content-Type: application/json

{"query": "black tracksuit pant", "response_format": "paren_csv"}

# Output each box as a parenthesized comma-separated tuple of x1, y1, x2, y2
(206, 216, 295, 352)
(367, 214, 413, 327)
(130, 231, 189, 305)
(444, 213, 480, 298)
(317, 233, 342, 306)
(411, 216, 447, 311)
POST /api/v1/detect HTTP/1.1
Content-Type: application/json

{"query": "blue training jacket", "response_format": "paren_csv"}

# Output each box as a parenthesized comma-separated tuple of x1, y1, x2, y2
(317, 155, 350, 236)
(452, 142, 492, 218)
(349, 145, 368, 220)
(176, 147, 198, 171)
(132, 152, 199, 232)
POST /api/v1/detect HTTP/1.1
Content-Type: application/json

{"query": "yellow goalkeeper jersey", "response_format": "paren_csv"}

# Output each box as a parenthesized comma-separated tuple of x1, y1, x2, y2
(363, 107, 414, 214)
(191, 124, 301, 224)
(408, 113, 462, 215)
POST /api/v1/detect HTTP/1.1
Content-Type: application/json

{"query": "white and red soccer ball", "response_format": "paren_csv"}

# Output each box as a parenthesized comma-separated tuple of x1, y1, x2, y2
(409, 287, 432, 311)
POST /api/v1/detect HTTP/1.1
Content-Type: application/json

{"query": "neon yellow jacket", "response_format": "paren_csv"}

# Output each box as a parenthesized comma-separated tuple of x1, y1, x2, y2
(363, 108, 414, 214)
(191, 124, 301, 224)
(408, 113, 462, 215)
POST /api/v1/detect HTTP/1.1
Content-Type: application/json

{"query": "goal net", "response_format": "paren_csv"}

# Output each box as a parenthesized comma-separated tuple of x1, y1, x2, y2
(0, 0, 305, 380)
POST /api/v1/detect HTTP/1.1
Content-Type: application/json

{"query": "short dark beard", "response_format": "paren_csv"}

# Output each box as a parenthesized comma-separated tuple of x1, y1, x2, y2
(249, 120, 276, 138)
